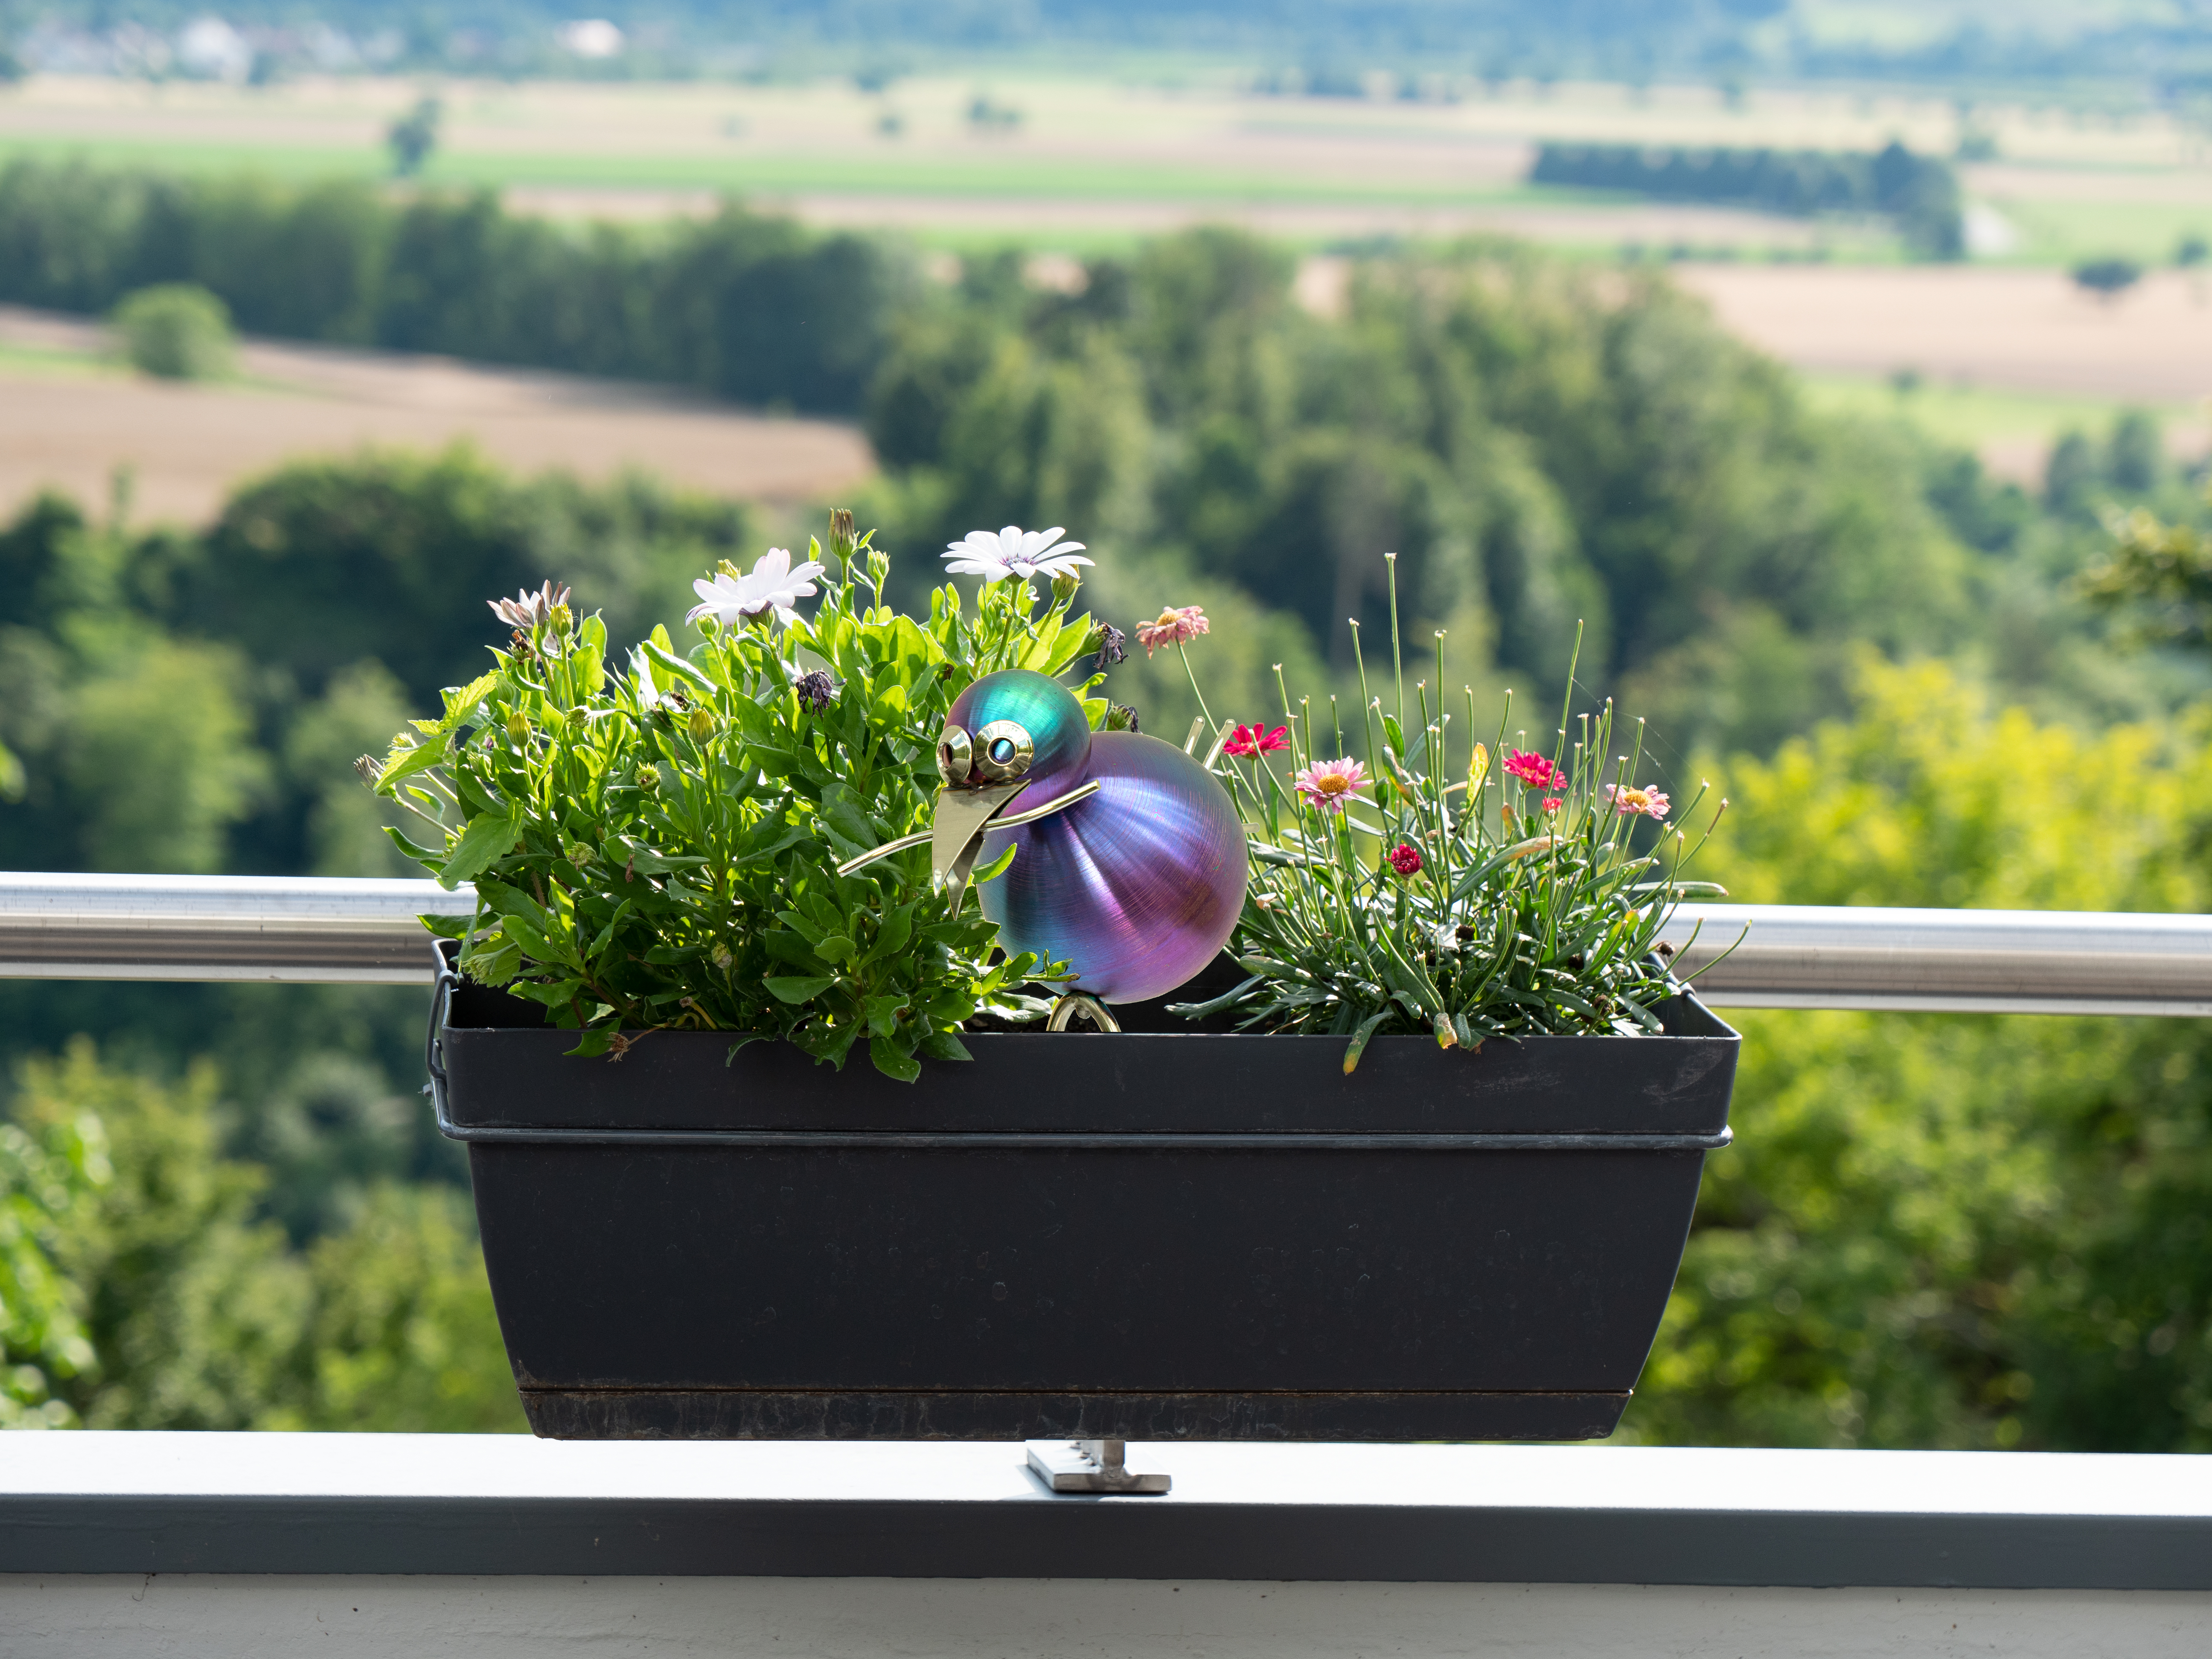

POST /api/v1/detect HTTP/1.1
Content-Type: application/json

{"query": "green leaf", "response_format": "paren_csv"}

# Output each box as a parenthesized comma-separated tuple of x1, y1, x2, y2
(381, 824, 442, 864)
(971, 841, 1019, 884)
(611, 835, 707, 875)
(377, 734, 451, 791)
(1382, 713, 1406, 757)
(867, 1035, 922, 1083)
(439, 671, 501, 731)
(507, 979, 585, 1009)
(917, 1031, 973, 1062)
(815, 934, 857, 964)
(774, 909, 827, 946)
(764, 974, 837, 1004)
(438, 810, 521, 890)
(1342, 1010, 1392, 1074)
(640, 639, 718, 693)
(859, 901, 916, 967)
(818, 781, 878, 848)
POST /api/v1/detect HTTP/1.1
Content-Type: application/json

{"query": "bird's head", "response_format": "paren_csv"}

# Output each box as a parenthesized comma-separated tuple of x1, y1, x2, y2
(931, 670, 1091, 898)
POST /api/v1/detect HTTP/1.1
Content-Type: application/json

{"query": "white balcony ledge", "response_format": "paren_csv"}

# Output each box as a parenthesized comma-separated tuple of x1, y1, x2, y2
(2, 1433, 2208, 1584)
(5, 1437, 2210, 1656)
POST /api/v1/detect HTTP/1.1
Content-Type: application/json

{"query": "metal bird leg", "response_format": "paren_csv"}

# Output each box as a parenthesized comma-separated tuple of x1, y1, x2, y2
(1046, 993, 1120, 1033)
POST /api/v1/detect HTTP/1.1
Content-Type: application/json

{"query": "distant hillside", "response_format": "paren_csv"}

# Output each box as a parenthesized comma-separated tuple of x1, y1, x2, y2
(12, 2, 2212, 87)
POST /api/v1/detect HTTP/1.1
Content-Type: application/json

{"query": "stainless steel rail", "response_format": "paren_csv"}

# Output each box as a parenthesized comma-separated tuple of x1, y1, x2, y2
(0, 873, 477, 984)
(1657, 904, 2212, 1017)
(0, 875, 2208, 1015)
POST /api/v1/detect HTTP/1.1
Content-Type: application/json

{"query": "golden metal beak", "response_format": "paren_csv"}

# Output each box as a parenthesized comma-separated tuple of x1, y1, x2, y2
(931, 782, 1027, 908)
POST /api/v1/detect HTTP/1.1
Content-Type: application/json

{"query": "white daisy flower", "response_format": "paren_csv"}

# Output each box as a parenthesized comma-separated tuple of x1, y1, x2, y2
(942, 525, 1092, 584)
(685, 547, 827, 629)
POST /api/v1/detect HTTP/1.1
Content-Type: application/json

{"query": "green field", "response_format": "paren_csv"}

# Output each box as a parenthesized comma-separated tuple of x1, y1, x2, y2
(1800, 369, 2203, 472)
(0, 133, 1575, 210)
(1987, 197, 2212, 268)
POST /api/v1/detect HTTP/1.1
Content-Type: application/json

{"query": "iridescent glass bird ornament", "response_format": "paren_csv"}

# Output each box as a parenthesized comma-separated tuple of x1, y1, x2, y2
(840, 669, 1247, 1014)
(939, 670, 1247, 1008)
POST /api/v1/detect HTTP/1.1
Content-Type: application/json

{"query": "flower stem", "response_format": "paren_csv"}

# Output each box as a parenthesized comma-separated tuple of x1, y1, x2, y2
(1176, 641, 1217, 739)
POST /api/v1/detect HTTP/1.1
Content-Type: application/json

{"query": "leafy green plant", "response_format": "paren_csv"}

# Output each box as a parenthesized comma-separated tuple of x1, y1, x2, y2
(1173, 554, 1728, 1070)
(373, 512, 1112, 1081)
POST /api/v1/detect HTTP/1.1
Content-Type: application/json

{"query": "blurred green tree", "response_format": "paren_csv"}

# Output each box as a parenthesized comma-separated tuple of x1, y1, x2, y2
(8, 1042, 520, 1432)
(1627, 659, 2212, 1449)
(110, 283, 236, 380)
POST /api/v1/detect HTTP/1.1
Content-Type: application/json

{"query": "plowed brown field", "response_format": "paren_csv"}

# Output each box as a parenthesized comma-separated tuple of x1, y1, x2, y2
(0, 307, 874, 528)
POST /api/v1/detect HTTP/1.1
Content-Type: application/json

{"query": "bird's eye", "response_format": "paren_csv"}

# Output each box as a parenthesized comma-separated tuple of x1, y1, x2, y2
(936, 723, 973, 786)
(972, 720, 1035, 781)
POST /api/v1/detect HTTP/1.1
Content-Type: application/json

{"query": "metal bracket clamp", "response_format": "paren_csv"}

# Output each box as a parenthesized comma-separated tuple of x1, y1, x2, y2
(1025, 1438, 1170, 1495)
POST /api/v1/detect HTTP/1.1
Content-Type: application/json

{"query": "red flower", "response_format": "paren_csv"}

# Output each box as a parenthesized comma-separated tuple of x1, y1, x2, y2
(1540, 796, 1564, 814)
(1387, 842, 1423, 876)
(1222, 722, 1289, 758)
(1503, 748, 1561, 789)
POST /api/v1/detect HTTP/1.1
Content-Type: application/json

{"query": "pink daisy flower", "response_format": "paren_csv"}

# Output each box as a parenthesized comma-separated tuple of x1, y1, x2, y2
(1294, 757, 1368, 814)
(1605, 783, 1671, 820)
(1134, 604, 1208, 657)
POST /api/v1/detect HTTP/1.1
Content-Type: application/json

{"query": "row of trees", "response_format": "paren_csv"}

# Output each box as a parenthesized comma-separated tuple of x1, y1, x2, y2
(0, 160, 910, 411)
(857, 235, 2183, 763)
(1530, 140, 1964, 258)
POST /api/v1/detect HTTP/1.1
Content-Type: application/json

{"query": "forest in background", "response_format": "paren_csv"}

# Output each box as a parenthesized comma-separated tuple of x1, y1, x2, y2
(3, 163, 2211, 1445)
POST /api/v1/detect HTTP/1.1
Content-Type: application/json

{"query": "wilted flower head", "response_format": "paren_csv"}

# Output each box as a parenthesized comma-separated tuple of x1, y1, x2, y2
(1089, 622, 1128, 666)
(1387, 841, 1423, 876)
(1605, 783, 1671, 820)
(1503, 748, 1562, 789)
(1293, 756, 1367, 814)
(1134, 604, 1208, 658)
(943, 525, 1091, 583)
(1222, 722, 1288, 758)
(686, 547, 827, 630)
(794, 669, 835, 711)
(1105, 704, 1141, 733)
(489, 579, 570, 631)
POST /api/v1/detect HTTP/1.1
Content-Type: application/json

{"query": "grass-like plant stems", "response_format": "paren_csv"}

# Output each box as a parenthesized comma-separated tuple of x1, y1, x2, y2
(1172, 563, 1722, 1071)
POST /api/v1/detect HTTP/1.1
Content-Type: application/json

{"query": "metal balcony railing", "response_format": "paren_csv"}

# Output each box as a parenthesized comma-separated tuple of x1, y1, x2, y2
(5, 872, 2209, 1643)
(2, 872, 2209, 1016)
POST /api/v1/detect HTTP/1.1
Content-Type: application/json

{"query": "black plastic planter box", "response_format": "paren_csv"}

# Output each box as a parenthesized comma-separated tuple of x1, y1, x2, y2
(430, 947, 1737, 1442)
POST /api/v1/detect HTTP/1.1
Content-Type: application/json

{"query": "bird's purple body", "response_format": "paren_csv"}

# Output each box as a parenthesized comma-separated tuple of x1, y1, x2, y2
(976, 729, 1246, 1004)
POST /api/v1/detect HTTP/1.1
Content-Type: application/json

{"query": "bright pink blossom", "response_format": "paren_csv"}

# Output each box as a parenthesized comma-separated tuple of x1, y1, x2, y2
(1293, 756, 1368, 814)
(1605, 783, 1671, 820)
(1540, 796, 1563, 814)
(1134, 604, 1209, 657)
(1502, 748, 1562, 789)
(1222, 722, 1288, 758)
(1387, 842, 1423, 876)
